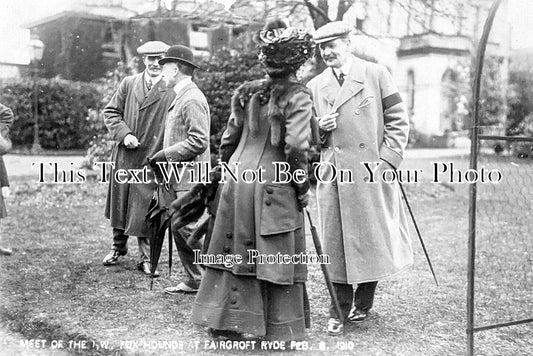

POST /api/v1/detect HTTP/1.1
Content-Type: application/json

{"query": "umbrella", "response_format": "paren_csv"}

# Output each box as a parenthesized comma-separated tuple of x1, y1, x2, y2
(145, 160, 177, 290)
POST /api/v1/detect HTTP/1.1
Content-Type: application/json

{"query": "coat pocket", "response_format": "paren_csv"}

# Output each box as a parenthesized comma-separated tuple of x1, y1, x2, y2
(260, 184, 303, 236)
(358, 95, 375, 108)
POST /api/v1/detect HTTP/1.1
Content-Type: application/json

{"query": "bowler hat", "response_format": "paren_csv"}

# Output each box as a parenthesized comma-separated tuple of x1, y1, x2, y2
(158, 45, 200, 69)
(313, 21, 352, 44)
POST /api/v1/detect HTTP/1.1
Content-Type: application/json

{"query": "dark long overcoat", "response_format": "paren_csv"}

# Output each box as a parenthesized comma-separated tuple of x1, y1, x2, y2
(204, 79, 313, 285)
(103, 74, 176, 237)
(306, 56, 413, 284)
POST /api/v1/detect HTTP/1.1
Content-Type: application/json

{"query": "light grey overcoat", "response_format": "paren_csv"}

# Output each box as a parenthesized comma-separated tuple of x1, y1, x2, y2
(306, 55, 413, 284)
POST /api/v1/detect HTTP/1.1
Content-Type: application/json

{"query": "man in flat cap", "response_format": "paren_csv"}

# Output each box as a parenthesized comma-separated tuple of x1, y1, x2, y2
(102, 40, 177, 275)
(307, 21, 413, 335)
(149, 45, 210, 294)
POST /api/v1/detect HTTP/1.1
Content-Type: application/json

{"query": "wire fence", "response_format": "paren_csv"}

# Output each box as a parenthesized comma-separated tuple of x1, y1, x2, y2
(473, 137, 532, 330)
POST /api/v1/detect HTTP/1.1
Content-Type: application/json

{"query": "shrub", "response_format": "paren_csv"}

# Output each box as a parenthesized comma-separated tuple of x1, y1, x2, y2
(195, 47, 265, 156)
(0, 78, 102, 150)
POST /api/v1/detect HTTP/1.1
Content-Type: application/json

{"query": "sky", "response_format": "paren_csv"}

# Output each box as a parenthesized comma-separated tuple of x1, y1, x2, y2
(1, 0, 533, 64)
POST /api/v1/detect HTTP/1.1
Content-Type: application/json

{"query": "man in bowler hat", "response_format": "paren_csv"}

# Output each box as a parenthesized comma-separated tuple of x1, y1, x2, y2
(102, 41, 177, 275)
(307, 22, 413, 335)
(150, 45, 210, 293)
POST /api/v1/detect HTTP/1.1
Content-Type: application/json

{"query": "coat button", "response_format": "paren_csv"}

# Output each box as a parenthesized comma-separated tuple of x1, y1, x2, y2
(230, 298, 237, 305)
(334, 147, 340, 152)
(359, 143, 366, 149)
(265, 198, 271, 206)
(245, 239, 253, 246)
(225, 232, 233, 239)
(223, 246, 231, 253)
(355, 109, 361, 115)
(265, 187, 273, 194)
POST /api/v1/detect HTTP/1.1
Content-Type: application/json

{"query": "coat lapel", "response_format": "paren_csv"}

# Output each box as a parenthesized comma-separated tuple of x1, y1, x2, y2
(320, 69, 339, 109)
(332, 56, 365, 113)
(132, 73, 146, 106)
(139, 80, 165, 110)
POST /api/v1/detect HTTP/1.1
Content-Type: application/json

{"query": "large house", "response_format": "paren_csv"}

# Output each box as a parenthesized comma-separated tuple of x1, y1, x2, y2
(20, 0, 512, 146)
(22, 0, 253, 81)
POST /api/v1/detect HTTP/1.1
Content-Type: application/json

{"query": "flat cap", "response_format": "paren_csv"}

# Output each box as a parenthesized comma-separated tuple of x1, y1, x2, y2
(313, 21, 352, 44)
(137, 41, 170, 55)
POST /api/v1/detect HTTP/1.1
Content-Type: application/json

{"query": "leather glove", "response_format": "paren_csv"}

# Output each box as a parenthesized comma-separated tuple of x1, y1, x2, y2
(297, 190, 310, 211)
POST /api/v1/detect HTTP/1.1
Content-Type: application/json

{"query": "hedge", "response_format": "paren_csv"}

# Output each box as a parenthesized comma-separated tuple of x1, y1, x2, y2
(0, 78, 104, 150)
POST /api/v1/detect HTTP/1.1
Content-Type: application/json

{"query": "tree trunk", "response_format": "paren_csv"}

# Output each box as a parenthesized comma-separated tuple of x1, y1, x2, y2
(336, 0, 354, 21)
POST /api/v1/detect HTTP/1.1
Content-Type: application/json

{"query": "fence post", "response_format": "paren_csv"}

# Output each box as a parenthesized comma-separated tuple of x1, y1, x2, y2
(467, 1, 503, 355)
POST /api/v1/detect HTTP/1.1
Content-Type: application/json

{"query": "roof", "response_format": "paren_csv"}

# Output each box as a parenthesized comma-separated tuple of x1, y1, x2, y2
(22, 5, 137, 28)
(131, 1, 251, 26)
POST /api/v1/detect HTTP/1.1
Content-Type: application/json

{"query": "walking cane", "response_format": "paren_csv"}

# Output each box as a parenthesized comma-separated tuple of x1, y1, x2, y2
(397, 180, 439, 286)
(168, 227, 173, 277)
(304, 208, 345, 324)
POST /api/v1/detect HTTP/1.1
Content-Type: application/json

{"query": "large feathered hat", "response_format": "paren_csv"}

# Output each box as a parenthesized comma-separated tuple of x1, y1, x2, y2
(256, 20, 315, 77)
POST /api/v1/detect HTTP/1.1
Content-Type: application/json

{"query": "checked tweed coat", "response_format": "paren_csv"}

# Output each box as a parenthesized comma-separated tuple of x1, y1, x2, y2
(306, 55, 413, 284)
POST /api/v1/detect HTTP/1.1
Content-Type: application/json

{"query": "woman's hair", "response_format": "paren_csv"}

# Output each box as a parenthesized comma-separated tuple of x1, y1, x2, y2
(256, 19, 315, 78)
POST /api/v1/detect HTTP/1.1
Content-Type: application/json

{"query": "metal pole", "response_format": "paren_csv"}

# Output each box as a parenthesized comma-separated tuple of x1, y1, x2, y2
(467, 1, 503, 355)
(31, 62, 42, 153)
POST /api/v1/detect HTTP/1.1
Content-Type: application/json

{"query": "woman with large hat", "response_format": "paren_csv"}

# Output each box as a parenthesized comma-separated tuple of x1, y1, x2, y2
(190, 20, 315, 340)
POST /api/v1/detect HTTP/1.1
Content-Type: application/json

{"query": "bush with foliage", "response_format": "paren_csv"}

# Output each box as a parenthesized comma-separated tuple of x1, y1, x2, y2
(0, 78, 102, 150)
(506, 69, 533, 137)
(195, 47, 265, 156)
(451, 56, 507, 132)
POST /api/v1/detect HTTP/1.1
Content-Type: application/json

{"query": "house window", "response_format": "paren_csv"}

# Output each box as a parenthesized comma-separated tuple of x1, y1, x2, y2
(440, 69, 459, 132)
(407, 70, 415, 115)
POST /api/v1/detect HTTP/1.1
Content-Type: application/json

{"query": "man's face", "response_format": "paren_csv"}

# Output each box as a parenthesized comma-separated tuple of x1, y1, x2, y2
(143, 55, 163, 77)
(161, 62, 179, 86)
(319, 38, 351, 69)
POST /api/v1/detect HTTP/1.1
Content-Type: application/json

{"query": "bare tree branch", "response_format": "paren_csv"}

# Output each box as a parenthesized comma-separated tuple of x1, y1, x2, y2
(304, 0, 331, 24)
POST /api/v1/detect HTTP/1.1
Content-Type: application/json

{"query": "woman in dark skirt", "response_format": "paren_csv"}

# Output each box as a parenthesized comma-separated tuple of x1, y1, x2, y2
(190, 21, 315, 340)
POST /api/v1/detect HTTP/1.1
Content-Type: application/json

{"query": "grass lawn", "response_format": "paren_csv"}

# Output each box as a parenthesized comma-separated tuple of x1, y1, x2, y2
(0, 156, 531, 356)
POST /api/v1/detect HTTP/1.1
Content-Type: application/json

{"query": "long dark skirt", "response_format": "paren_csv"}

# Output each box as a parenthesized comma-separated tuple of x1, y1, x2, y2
(191, 267, 310, 340)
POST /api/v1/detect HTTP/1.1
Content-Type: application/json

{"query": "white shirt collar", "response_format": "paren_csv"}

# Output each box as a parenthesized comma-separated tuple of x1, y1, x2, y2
(144, 72, 161, 87)
(333, 55, 353, 78)
(173, 77, 193, 95)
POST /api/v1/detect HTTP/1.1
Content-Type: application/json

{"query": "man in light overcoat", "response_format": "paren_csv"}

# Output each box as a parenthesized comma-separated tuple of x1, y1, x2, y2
(150, 45, 210, 294)
(102, 41, 176, 275)
(306, 21, 413, 335)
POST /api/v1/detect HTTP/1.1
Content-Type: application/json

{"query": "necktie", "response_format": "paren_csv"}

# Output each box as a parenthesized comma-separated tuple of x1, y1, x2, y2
(337, 73, 345, 87)
(147, 79, 152, 91)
